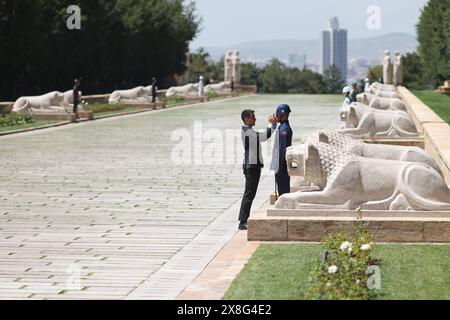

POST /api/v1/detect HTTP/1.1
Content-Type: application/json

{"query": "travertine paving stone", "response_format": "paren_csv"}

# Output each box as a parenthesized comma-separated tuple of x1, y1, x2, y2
(0, 95, 340, 299)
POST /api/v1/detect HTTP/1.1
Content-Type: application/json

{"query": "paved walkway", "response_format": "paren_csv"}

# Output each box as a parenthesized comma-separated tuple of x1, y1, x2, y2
(0, 95, 340, 299)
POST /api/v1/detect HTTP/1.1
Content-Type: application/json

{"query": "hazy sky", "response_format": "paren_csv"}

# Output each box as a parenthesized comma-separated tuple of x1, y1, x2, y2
(190, 0, 429, 48)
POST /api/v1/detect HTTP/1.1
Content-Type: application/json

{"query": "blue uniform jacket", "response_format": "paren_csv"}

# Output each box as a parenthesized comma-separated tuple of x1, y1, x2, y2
(270, 121, 293, 173)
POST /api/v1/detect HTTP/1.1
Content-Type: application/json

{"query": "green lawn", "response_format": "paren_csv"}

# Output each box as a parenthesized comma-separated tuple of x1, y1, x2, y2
(0, 120, 59, 133)
(223, 244, 450, 300)
(413, 90, 450, 124)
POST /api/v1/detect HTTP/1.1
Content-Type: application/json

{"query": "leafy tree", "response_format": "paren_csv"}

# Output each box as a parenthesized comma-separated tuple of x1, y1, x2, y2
(240, 62, 261, 86)
(260, 59, 288, 93)
(186, 54, 338, 94)
(286, 67, 327, 94)
(324, 65, 345, 94)
(0, 0, 200, 100)
(189, 48, 210, 83)
(417, 0, 450, 88)
(189, 49, 224, 84)
(207, 57, 225, 83)
(239, 59, 335, 94)
(367, 65, 383, 83)
(403, 52, 427, 90)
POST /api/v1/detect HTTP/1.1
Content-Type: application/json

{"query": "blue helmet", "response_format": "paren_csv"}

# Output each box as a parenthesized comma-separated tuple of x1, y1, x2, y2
(276, 104, 291, 116)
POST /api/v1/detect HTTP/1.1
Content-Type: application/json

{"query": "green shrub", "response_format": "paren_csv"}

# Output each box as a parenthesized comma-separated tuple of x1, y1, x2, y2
(83, 103, 127, 114)
(163, 96, 187, 105)
(304, 224, 378, 300)
(0, 113, 34, 128)
(205, 92, 220, 99)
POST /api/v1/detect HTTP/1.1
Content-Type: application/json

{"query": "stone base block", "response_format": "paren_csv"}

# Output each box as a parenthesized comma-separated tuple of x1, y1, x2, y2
(436, 87, 450, 93)
(248, 209, 450, 243)
(77, 111, 94, 120)
(122, 102, 166, 110)
(32, 112, 77, 122)
(212, 92, 239, 98)
(236, 85, 257, 94)
(82, 94, 110, 104)
(184, 96, 209, 103)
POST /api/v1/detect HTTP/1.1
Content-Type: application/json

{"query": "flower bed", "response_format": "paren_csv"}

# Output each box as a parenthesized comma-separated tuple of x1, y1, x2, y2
(305, 224, 379, 300)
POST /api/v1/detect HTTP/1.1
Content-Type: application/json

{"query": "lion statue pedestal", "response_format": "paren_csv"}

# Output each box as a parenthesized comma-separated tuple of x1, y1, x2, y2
(274, 141, 450, 211)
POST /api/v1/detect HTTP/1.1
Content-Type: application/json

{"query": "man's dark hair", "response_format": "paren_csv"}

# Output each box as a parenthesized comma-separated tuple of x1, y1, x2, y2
(241, 109, 255, 124)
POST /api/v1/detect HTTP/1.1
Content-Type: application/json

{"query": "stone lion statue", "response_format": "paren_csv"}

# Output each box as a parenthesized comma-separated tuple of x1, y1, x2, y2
(165, 83, 198, 98)
(370, 82, 397, 92)
(356, 92, 406, 111)
(315, 131, 441, 174)
(338, 103, 418, 139)
(369, 88, 401, 100)
(274, 141, 450, 211)
(13, 91, 65, 114)
(109, 86, 149, 104)
(204, 81, 231, 94)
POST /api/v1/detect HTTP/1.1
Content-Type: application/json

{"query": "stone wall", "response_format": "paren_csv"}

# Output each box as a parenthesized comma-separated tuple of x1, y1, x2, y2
(398, 86, 450, 185)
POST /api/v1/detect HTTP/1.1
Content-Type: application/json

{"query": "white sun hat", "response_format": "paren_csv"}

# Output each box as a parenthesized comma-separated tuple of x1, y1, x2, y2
(342, 86, 351, 94)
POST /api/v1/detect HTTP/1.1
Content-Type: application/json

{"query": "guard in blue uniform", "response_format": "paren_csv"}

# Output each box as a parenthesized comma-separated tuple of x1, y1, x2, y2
(271, 104, 293, 196)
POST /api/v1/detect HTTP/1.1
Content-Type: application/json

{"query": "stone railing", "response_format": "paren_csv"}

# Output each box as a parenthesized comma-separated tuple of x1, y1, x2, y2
(398, 86, 450, 185)
(0, 89, 170, 114)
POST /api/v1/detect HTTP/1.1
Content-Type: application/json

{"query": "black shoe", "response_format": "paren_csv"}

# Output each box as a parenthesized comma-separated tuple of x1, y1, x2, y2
(238, 222, 248, 230)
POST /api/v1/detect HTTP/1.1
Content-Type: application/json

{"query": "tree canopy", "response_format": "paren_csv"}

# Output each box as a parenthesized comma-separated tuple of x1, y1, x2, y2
(0, 0, 200, 100)
(188, 56, 346, 94)
(416, 0, 450, 87)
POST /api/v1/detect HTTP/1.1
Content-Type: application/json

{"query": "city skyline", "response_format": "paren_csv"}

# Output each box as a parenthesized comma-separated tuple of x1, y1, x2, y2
(190, 0, 428, 49)
(320, 17, 348, 81)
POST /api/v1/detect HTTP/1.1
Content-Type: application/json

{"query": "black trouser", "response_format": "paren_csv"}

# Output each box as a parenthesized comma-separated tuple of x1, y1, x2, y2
(239, 167, 261, 224)
(276, 162, 290, 196)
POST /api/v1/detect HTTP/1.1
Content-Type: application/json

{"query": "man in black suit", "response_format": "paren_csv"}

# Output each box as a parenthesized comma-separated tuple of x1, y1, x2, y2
(238, 110, 277, 230)
(72, 78, 81, 114)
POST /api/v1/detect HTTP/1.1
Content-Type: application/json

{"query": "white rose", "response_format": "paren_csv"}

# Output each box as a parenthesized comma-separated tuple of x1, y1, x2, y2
(340, 241, 352, 251)
(360, 244, 372, 251)
(328, 265, 338, 274)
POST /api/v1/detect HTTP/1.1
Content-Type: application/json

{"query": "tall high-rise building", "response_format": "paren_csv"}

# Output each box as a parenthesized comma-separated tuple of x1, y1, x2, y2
(320, 17, 348, 81)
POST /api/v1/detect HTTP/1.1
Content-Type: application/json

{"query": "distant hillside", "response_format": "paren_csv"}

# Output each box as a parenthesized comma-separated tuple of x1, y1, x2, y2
(200, 33, 418, 64)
